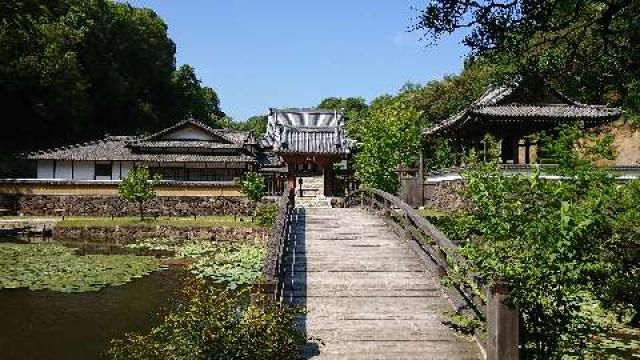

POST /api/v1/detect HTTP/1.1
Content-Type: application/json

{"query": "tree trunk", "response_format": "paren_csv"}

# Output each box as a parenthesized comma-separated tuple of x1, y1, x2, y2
(630, 301, 640, 328)
(139, 201, 144, 221)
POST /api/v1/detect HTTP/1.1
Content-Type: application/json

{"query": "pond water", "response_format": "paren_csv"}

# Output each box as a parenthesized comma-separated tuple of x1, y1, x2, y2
(0, 270, 188, 360)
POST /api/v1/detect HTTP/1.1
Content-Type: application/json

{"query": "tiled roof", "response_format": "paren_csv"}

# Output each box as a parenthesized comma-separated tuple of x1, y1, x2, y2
(26, 137, 255, 163)
(261, 108, 353, 155)
(277, 128, 350, 155)
(473, 105, 621, 119)
(128, 140, 243, 150)
(262, 108, 346, 148)
(423, 79, 621, 137)
(142, 118, 254, 145)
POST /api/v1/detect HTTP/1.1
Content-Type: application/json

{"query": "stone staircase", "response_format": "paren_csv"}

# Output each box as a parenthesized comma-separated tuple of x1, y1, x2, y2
(295, 176, 332, 208)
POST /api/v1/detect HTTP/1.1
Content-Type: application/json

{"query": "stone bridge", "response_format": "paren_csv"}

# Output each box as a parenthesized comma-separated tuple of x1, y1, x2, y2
(282, 207, 482, 359)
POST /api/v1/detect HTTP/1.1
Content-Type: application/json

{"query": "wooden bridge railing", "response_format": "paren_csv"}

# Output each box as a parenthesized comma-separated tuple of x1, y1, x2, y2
(345, 188, 519, 360)
(252, 191, 294, 303)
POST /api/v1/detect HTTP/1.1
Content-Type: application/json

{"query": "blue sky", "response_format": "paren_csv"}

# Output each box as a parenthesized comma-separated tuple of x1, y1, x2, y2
(124, 1, 468, 121)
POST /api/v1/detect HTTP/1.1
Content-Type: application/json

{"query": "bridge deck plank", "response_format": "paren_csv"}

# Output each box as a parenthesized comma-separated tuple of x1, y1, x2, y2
(283, 208, 481, 359)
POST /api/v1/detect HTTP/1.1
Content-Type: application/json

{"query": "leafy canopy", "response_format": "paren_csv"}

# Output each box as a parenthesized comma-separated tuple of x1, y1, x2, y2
(118, 166, 161, 219)
(349, 95, 422, 193)
(107, 283, 305, 360)
(413, 0, 639, 119)
(239, 172, 266, 203)
(434, 125, 640, 358)
(0, 0, 225, 156)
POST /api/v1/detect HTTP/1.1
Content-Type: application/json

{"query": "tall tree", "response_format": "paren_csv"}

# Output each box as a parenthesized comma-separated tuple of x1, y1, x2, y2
(234, 115, 268, 137)
(0, 0, 225, 157)
(171, 65, 225, 126)
(412, 0, 640, 116)
(349, 95, 422, 193)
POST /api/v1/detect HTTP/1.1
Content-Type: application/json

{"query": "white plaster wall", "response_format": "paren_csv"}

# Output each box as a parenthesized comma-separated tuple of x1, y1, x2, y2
(73, 161, 94, 180)
(37, 160, 54, 179)
(120, 161, 134, 178)
(163, 126, 215, 140)
(55, 161, 73, 179)
(112, 161, 121, 180)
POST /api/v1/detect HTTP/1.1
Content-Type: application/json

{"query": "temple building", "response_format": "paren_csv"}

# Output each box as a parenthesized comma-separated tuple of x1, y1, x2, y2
(422, 77, 622, 165)
(0, 108, 354, 206)
(27, 119, 258, 183)
(261, 108, 354, 198)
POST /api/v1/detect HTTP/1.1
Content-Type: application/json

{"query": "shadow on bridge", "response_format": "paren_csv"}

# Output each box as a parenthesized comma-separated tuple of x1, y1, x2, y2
(282, 208, 321, 358)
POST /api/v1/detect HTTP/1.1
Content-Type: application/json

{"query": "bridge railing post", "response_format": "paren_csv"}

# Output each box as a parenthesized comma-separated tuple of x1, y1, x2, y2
(487, 281, 519, 360)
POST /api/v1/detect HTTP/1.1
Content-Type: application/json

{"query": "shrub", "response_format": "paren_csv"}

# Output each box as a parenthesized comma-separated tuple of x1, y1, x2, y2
(239, 172, 266, 203)
(255, 203, 279, 227)
(106, 282, 305, 360)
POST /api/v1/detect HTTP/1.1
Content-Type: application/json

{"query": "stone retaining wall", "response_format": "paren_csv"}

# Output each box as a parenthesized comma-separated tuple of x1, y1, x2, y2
(424, 180, 470, 213)
(0, 194, 263, 217)
(53, 225, 269, 245)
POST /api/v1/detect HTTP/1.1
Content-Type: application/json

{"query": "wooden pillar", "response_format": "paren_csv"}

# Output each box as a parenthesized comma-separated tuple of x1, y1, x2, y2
(487, 282, 519, 360)
(419, 148, 424, 207)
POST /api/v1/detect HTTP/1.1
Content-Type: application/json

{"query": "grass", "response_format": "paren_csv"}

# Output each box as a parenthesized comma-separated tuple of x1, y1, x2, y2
(419, 208, 448, 218)
(41, 215, 259, 228)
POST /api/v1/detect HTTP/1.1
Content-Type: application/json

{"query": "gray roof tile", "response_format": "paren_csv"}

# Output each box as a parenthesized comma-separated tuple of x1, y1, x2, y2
(423, 79, 621, 137)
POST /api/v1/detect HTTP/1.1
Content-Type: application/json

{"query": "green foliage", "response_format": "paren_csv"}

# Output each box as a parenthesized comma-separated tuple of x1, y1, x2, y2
(442, 311, 485, 335)
(0, 0, 223, 154)
(432, 125, 640, 358)
(349, 95, 422, 193)
(413, 0, 639, 121)
(234, 115, 268, 136)
(239, 172, 266, 203)
(403, 61, 513, 126)
(171, 64, 226, 125)
(118, 166, 161, 220)
(0, 243, 160, 292)
(107, 282, 305, 360)
(255, 203, 279, 227)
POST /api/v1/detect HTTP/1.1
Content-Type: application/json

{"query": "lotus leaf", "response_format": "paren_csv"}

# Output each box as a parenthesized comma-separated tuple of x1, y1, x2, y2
(128, 238, 265, 288)
(0, 244, 161, 292)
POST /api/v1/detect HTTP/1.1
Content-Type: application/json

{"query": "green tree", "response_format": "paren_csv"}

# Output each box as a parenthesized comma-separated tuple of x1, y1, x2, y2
(413, 0, 639, 119)
(0, 0, 225, 158)
(433, 125, 640, 357)
(107, 284, 305, 360)
(402, 60, 513, 127)
(171, 64, 225, 126)
(234, 115, 268, 136)
(239, 172, 266, 220)
(118, 166, 161, 220)
(349, 95, 422, 193)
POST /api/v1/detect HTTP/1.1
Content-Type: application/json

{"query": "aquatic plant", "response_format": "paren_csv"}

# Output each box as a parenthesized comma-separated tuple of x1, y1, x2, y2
(128, 239, 265, 288)
(190, 245, 265, 289)
(0, 244, 161, 292)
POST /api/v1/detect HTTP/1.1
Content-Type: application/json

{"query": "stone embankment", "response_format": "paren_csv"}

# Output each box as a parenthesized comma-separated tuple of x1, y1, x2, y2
(53, 225, 268, 244)
(0, 195, 268, 217)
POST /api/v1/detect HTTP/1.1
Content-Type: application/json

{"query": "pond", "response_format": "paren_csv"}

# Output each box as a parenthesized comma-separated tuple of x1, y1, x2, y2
(0, 269, 188, 360)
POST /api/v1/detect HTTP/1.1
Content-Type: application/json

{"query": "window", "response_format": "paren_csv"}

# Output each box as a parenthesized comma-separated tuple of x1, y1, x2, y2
(95, 163, 112, 178)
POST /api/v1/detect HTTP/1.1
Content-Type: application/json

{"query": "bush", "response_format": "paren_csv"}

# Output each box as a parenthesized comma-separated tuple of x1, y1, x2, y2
(106, 281, 305, 360)
(239, 172, 266, 203)
(440, 125, 640, 358)
(255, 203, 279, 227)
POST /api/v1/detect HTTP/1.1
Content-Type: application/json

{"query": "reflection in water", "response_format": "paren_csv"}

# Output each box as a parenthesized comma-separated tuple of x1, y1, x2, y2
(0, 270, 187, 360)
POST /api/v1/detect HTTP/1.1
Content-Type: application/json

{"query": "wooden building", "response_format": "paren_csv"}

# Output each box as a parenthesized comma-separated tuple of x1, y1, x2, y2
(261, 108, 354, 197)
(422, 77, 621, 165)
(27, 119, 258, 182)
